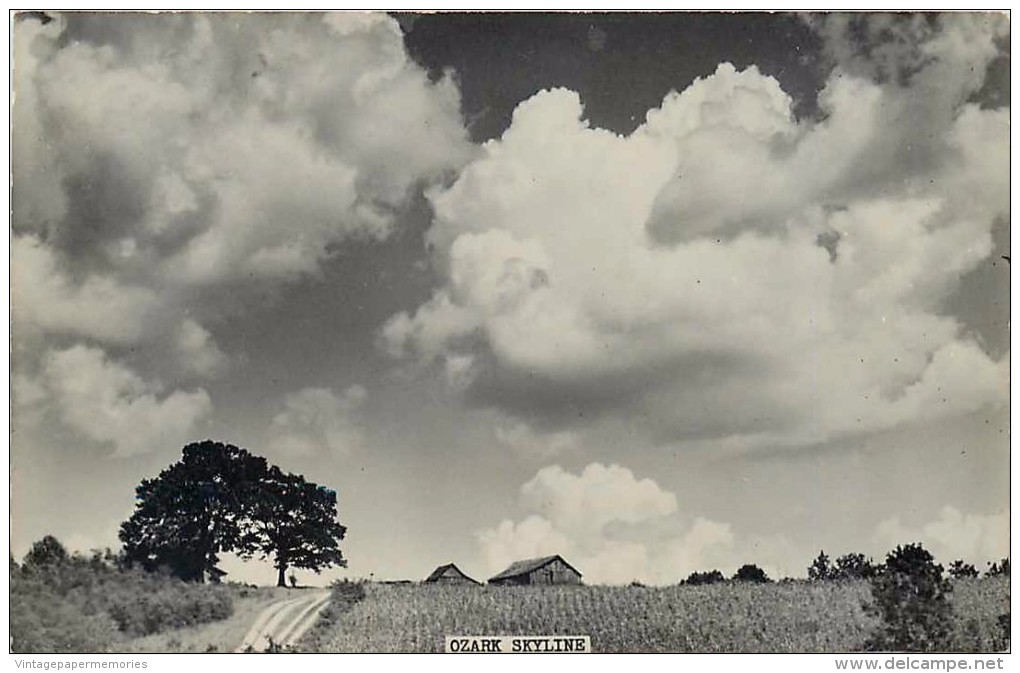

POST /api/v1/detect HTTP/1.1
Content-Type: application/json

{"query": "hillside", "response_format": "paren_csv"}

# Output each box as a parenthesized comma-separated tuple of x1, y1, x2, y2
(307, 578, 1009, 653)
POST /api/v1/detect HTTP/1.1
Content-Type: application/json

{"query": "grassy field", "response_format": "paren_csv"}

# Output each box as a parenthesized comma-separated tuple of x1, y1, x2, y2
(314, 577, 1009, 653)
(117, 586, 289, 653)
(10, 548, 293, 654)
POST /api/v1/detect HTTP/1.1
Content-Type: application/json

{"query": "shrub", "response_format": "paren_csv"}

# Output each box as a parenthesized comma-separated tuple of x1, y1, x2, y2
(986, 558, 1010, 578)
(682, 569, 726, 586)
(865, 543, 953, 652)
(809, 551, 836, 581)
(733, 564, 770, 583)
(835, 553, 880, 580)
(23, 535, 70, 569)
(11, 536, 236, 652)
(949, 560, 979, 580)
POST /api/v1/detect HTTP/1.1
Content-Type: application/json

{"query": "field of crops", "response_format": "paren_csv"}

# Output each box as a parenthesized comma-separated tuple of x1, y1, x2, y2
(310, 577, 1009, 653)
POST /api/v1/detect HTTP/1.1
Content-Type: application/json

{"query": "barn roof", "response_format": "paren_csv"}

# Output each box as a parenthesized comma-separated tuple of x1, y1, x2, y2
(488, 555, 582, 582)
(424, 563, 480, 584)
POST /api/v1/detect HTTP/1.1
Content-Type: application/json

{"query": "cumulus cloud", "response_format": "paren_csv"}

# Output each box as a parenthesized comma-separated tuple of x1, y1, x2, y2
(874, 506, 1009, 566)
(521, 463, 678, 535)
(12, 235, 156, 345)
(478, 463, 740, 584)
(12, 11, 471, 455)
(175, 319, 228, 378)
(40, 345, 212, 457)
(384, 14, 1009, 451)
(12, 11, 470, 334)
(269, 385, 367, 457)
(14, 12, 471, 283)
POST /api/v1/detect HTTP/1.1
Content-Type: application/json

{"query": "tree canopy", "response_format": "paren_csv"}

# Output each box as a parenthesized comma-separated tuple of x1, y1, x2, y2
(249, 466, 348, 587)
(119, 440, 347, 585)
(732, 564, 771, 583)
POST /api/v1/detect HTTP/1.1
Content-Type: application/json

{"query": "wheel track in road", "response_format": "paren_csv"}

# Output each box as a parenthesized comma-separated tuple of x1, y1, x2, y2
(236, 589, 331, 652)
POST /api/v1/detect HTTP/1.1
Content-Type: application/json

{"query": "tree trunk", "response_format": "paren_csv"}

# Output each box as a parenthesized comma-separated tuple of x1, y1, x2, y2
(277, 563, 288, 587)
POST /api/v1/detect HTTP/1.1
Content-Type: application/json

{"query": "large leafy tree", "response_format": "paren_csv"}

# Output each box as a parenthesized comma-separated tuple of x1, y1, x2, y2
(250, 466, 348, 587)
(866, 543, 953, 652)
(119, 441, 268, 581)
(119, 440, 348, 585)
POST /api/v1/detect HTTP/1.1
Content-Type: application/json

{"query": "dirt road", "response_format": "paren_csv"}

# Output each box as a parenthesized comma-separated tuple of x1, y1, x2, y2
(236, 589, 331, 652)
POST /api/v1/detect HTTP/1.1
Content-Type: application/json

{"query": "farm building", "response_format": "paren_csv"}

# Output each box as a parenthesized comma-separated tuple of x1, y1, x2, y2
(423, 563, 480, 585)
(488, 555, 582, 586)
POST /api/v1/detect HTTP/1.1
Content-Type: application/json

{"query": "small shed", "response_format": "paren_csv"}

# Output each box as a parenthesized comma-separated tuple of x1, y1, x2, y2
(424, 563, 480, 585)
(488, 555, 582, 586)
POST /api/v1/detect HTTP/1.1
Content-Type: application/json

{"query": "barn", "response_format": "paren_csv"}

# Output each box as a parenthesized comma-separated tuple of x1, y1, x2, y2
(423, 563, 480, 585)
(487, 555, 582, 586)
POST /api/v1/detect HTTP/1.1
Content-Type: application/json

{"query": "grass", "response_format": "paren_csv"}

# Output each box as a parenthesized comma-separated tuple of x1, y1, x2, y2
(297, 579, 368, 652)
(317, 577, 1009, 653)
(117, 586, 291, 653)
(946, 576, 1010, 652)
(11, 553, 237, 653)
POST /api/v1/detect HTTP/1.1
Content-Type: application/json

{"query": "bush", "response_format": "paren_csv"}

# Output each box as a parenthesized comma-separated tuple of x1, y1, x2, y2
(865, 543, 953, 652)
(682, 569, 726, 586)
(986, 558, 1010, 578)
(836, 553, 880, 580)
(809, 551, 836, 581)
(949, 560, 979, 580)
(11, 537, 235, 652)
(733, 564, 770, 583)
(11, 569, 119, 652)
(103, 576, 234, 636)
(23, 535, 70, 569)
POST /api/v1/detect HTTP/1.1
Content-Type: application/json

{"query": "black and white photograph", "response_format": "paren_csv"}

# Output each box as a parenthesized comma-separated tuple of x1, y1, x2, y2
(8, 9, 1011, 656)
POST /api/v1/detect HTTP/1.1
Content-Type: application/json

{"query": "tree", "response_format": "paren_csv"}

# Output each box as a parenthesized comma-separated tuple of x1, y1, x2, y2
(948, 560, 979, 579)
(682, 569, 725, 586)
(987, 558, 1010, 577)
(808, 550, 835, 581)
(119, 440, 349, 586)
(119, 441, 269, 581)
(732, 564, 770, 583)
(23, 535, 69, 569)
(835, 552, 880, 580)
(249, 466, 348, 587)
(865, 543, 953, 652)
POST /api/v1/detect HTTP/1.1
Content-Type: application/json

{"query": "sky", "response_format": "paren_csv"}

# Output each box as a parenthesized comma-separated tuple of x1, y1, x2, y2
(9, 11, 1010, 586)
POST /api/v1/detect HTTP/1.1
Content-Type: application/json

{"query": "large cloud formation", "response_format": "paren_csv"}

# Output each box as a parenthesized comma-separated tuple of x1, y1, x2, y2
(12, 12, 471, 456)
(479, 463, 758, 584)
(874, 506, 1009, 567)
(481, 464, 1009, 585)
(384, 13, 1009, 451)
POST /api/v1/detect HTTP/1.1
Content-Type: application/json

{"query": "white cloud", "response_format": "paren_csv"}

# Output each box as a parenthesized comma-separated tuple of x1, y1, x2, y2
(385, 15, 1009, 452)
(874, 506, 1009, 567)
(662, 518, 736, 578)
(478, 515, 576, 576)
(41, 345, 212, 457)
(12, 11, 471, 356)
(11, 12, 473, 455)
(12, 235, 155, 345)
(14, 13, 471, 285)
(478, 462, 739, 585)
(520, 463, 677, 536)
(175, 319, 228, 378)
(269, 385, 367, 457)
